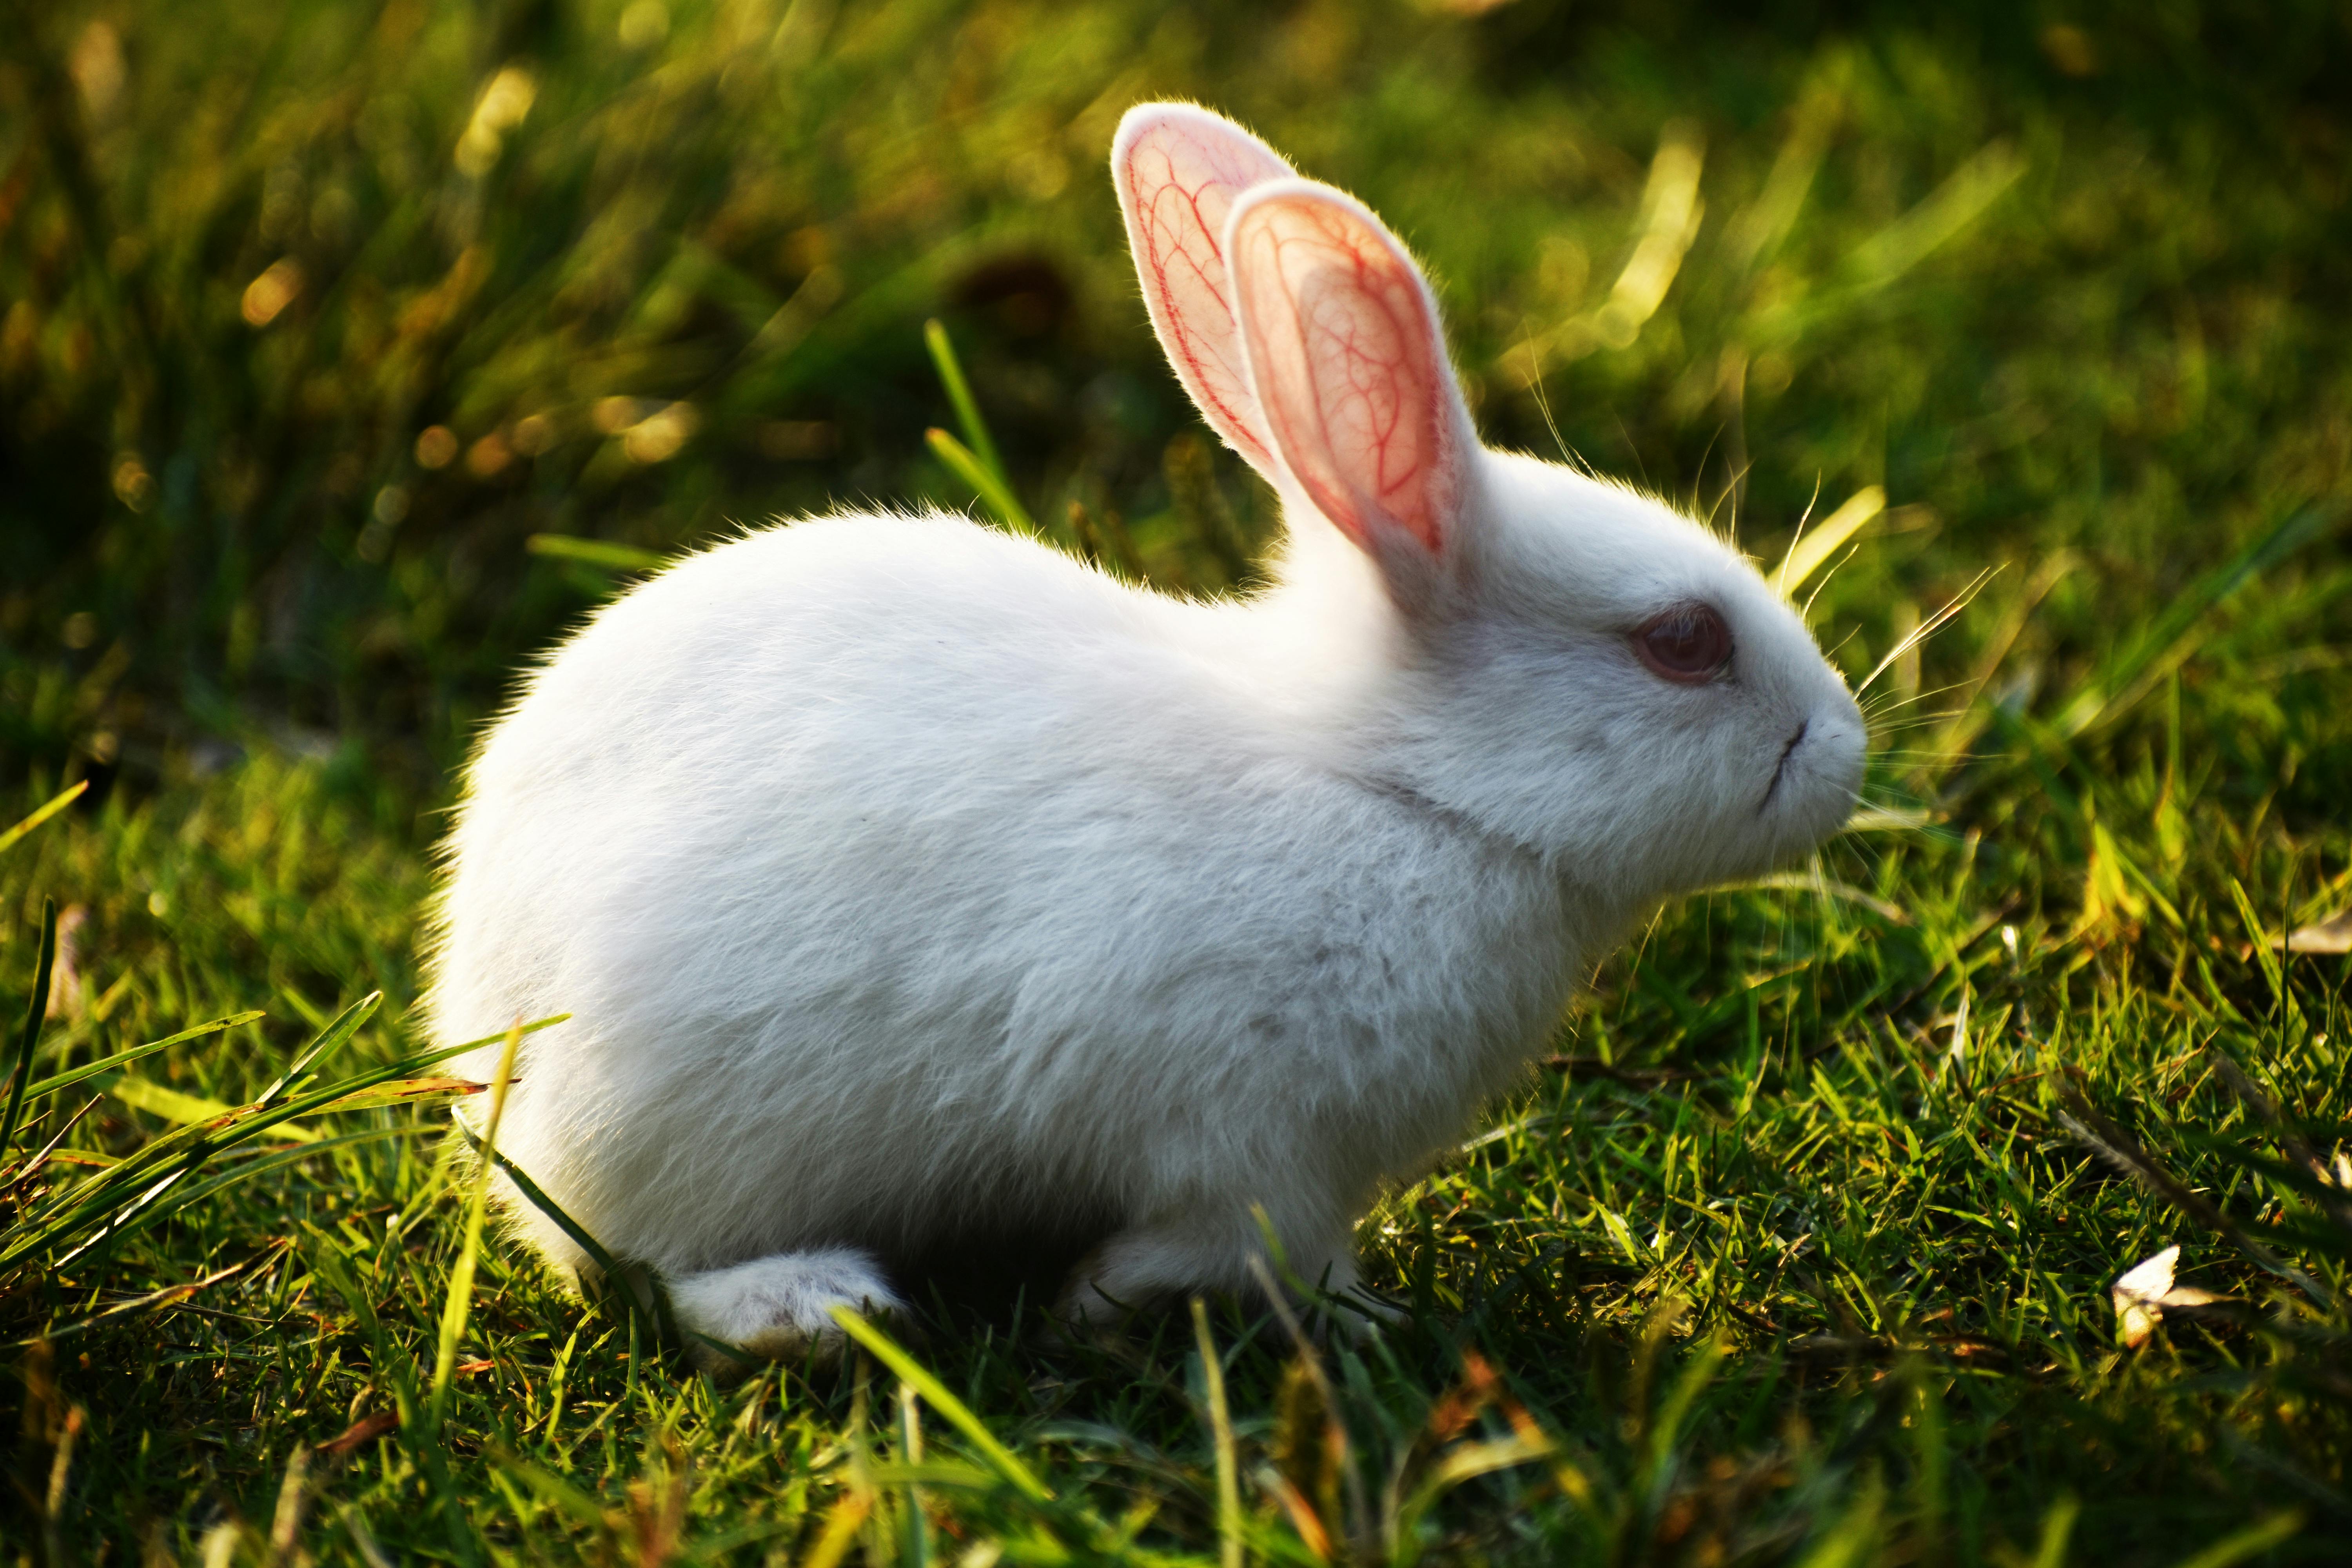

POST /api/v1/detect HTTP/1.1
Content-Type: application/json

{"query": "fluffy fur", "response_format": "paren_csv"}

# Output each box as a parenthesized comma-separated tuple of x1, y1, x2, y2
(428, 104, 1866, 1368)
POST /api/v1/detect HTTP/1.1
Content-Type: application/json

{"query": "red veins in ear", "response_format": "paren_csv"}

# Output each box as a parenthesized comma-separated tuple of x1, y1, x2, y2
(1633, 604, 1733, 683)
(1119, 117, 1289, 471)
(1232, 193, 1455, 557)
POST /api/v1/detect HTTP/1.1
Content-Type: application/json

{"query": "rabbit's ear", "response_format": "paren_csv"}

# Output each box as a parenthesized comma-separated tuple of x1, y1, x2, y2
(1226, 181, 1472, 579)
(1112, 104, 1294, 481)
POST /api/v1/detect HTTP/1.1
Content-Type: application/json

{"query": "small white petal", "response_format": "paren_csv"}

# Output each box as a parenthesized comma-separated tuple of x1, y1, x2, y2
(2111, 1245, 2182, 1349)
(2112, 1245, 2179, 1307)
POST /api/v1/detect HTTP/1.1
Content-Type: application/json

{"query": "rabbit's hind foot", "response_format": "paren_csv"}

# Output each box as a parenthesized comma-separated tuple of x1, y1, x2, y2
(669, 1248, 905, 1377)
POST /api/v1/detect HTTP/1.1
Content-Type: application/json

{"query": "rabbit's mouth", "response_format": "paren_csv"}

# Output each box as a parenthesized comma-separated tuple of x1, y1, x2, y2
(1757, 719, 1810, 815)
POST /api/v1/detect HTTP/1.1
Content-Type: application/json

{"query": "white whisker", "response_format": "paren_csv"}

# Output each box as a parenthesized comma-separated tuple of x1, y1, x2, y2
(1521, 321, 1573, 468)
(1854, 566, 2000, 698)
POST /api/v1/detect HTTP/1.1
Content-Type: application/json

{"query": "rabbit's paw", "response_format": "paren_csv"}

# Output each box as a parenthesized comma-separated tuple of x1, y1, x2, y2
(669, 1249, 904, 1376)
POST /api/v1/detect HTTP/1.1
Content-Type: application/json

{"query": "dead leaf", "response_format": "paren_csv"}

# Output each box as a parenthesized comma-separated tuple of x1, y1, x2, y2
(319, 1410, 399, 1457)
(456, 1357, 495, 1376)
(2110, 1245, 2232, 1349)
(2283, 910, 2352, 955)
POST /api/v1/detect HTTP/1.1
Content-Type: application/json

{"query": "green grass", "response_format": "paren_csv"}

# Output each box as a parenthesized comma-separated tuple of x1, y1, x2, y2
(5, 0, 2351, 1562)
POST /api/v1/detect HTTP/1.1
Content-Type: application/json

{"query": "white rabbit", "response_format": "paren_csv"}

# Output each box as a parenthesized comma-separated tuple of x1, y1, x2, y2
(427, 103, 1866, 1368)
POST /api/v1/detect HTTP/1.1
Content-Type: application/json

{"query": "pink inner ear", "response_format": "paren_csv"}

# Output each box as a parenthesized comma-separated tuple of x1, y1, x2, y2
(1117, 114, 1291, 473)
(1230, 193, 1456, 557)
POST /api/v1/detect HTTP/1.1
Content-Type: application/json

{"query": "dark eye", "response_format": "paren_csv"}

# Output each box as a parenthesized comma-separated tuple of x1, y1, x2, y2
(1633, 603, 1732, 684)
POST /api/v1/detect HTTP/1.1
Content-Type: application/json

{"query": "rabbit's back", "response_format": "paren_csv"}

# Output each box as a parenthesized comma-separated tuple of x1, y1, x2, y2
(432, 515, 1573, 1278)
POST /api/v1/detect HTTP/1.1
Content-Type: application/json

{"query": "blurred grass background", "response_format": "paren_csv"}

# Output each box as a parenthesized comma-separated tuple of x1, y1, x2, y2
(4, 0, 2352, 1563)
(5, 0, 2344, 811)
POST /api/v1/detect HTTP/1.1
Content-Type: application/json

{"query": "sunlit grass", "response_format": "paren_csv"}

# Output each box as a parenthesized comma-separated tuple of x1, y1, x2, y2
(6, 749, 2344, 1562)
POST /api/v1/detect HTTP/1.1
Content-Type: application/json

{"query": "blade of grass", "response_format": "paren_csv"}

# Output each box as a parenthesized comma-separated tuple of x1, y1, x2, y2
(927, 428, 1038, 536)
(1641, 1331, 1728, 1499)
(924, 318, 1005, 481)
(900, 1379, 932, 1568)
(524, 534, 671, 573)
(308, 1237, 421, 1436)
(32, 1105, 394, 1269)
(2, 898, 59, 1157)
(829, 1306, 1054, 1503)
(2201, 1048, 2352, 1242)
(309, 1077, 487, 1114)
(9, 1017, 564, 1269)
(1390, 1436, 1556, 1566)
(430, 1020, 523, 1430)
(1791, 1470, 1889, 1568)
(31, 1032, 499, 1223)
(799, 1489, 875, 1568)
(501, 1162, 690, 1368)
(2054, 499, 2344, 737)
(487, 1443, 614, 1531)
(12, 1095, 103, 1178)
(1773, 486, 1883, 598)
(255, 991, 381, 1107)
(0, 781, 87, 858)
(123, 1127, 420, 1238)
(1192, 1299, 1242, 1568)
(106, 1072, 320, 1141)
(23, 1011, 266, 1100)
(1248, 1249, 1373, 1552)
(22, 1236, 292, 1346)
(446, 1112, 683, 1353)
(2167, 1510, 2306, 1568)
(2054, 1082, 2328, 1307)
(2025, 1494, 2079, 1568)
(448, 1116, 618, 1279)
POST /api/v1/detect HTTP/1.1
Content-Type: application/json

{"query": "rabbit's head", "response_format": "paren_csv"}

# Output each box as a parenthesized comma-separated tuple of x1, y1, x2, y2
(1114, 105, 1866, 909)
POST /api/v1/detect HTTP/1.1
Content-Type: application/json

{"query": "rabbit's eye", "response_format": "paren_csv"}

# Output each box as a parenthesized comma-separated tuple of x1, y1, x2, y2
(1633, 604, 1732, 684)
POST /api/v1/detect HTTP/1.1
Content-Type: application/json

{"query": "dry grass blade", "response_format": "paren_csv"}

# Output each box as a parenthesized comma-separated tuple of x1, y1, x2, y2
(1191, 1299, 1242, 1568)
(25, 1238, 291, 1346)
(262, 1443, 311, 1568)
(2054, 1081, 2329, 1309)
(2281, 910, 2352, 955)
(319, 1410, 400, 1460)
(1853, 566, 2000, 699)
(1248, 1251, 1374, 1556)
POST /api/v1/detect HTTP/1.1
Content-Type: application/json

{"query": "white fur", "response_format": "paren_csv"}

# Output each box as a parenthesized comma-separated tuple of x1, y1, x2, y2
(668, 1252, 904, 1368)
(428, 105, 1866, 1363)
